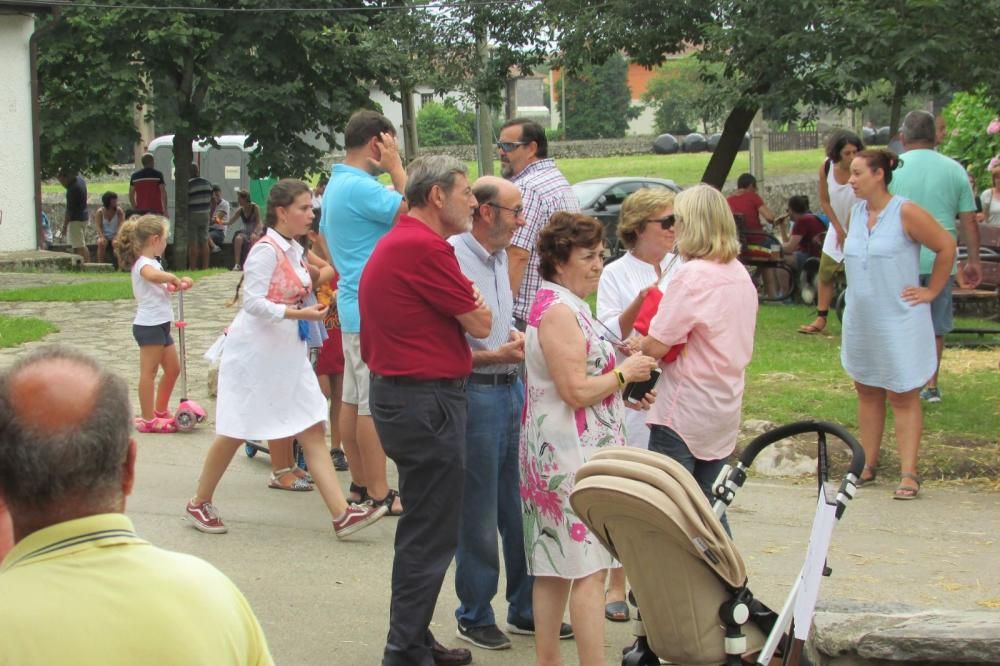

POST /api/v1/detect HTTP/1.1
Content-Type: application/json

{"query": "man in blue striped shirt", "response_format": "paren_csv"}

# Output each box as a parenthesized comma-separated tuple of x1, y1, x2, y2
(449, 177, 574, 652)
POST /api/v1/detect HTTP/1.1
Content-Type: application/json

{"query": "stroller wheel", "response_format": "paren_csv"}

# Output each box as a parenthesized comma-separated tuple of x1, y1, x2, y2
(245, 443, 258, 458)
(175, 408, 197, 432)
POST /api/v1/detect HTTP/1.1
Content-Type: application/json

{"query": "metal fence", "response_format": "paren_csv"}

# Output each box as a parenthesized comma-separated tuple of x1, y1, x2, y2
(768, 130, 820, 151)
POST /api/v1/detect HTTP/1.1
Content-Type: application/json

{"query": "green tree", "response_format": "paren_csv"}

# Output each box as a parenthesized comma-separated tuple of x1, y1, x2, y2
(642, 57, 734, 135)
(940, 91, 1000, 188)
(37, 0, 389, 267)
(560, 53, 639, 140)
(416, 100, 476, 146)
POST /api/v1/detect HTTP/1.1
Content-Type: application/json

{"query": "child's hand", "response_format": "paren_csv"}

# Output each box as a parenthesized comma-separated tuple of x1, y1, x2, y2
(179, 277, 194, 290)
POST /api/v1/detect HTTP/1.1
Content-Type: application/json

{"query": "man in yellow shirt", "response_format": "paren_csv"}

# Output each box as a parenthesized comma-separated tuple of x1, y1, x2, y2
(0, 346, 273, 666)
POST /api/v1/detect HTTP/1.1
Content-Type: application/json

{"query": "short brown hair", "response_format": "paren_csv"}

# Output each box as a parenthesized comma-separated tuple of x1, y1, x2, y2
(617, 188, 676, 249)
(537, 212, 605, 281)
(344, 110, 396, 150)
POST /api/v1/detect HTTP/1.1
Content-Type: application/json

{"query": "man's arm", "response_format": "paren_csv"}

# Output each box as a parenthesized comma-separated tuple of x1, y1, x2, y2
(472, 330, 524, 366)
(958, 211, 982, 287)
(159, 183, 168, 216)
(456, 301, 492, 339)
(507, 246, 530, 297)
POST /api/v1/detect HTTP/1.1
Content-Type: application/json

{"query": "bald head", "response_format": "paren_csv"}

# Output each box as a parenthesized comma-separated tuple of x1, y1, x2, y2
(0, 347, 133, 530)
(472, 176, 525, 253)
(9, 357, 100, 434)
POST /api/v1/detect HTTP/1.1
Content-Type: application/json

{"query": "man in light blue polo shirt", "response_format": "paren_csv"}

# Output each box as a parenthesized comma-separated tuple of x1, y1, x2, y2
(321, 110, 407, 515)
(449, 176, 575, 652)
(890, 110, 982, 403)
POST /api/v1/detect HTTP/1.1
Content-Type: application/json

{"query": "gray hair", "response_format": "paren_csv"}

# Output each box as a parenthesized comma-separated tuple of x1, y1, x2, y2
(405, 155, 468, 208)
(0, 346, 132, 514)
(901, 110, 936, 144)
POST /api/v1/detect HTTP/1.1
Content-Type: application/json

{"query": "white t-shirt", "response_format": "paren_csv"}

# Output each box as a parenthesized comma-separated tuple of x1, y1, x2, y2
(132, 256, 173, 326)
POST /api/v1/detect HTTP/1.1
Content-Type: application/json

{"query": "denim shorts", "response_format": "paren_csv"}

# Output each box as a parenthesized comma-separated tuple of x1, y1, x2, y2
(132, 322, 174, 347)
(919, 274, 954, 336)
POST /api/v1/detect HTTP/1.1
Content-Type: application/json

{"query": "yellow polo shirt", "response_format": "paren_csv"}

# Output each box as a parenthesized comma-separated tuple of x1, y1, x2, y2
(0, 513, 273, 666)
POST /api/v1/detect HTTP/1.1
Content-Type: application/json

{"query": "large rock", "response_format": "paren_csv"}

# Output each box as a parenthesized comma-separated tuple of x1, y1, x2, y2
(808, 601, 1000, 664)
(652, 133, 679, 155)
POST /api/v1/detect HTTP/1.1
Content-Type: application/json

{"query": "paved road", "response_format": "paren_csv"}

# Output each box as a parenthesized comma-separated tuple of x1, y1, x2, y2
(1, 271, 998, 665)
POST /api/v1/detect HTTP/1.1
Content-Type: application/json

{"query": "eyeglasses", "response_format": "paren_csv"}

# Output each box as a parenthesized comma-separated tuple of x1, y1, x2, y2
(496, 141, 529, 153)
(487, 202, 524, 217)
(646, 214, 676, 230)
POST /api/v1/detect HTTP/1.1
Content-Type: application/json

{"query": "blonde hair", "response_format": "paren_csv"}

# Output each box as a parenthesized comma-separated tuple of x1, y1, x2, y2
(113, 214, 168, 270)
(617, 188, 677, 249)
(673, 184, 740, 262)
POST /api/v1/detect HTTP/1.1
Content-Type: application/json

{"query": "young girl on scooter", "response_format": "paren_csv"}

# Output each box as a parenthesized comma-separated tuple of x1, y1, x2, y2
(114, 214, 192, 433)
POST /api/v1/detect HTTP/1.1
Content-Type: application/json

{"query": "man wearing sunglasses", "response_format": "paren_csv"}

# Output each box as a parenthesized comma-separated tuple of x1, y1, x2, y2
(497, 119, 579, 329)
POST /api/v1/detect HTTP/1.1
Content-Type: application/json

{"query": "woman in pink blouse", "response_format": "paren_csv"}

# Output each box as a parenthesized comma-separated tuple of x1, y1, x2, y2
(640, 185, 758, 532)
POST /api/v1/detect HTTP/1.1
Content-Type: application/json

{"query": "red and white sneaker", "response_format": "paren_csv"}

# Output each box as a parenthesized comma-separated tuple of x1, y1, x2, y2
(186, 499, 227, 534)
(333, 503, 387, 538)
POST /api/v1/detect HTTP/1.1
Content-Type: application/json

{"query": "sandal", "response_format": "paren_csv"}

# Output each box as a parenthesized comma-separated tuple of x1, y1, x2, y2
(349, 482, 369, 505)
(269, 467, 314, 492)
(154, 409, 172, 419)
(893, 472, 921, 500)
(369, 488, 403, 516)
(798, 317, 827, 335)
(134, 416, 178, 434)
(858, 464, 878, 486)
(292, 466, 313, 484)
(605, 600, 630, 622)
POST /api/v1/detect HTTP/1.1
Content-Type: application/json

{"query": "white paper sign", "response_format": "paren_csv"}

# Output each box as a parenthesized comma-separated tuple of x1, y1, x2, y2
(225, 166, 241, 180)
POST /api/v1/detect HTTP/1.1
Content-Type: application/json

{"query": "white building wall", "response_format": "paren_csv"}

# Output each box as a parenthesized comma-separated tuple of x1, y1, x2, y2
(0, 15, 37, 251)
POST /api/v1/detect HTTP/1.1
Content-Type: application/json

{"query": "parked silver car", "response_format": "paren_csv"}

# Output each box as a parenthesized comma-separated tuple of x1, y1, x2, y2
(573, 177, 681, 259)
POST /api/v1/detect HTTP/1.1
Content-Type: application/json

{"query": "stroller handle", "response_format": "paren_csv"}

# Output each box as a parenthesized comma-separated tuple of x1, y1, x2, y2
(738, 420, 865, 480)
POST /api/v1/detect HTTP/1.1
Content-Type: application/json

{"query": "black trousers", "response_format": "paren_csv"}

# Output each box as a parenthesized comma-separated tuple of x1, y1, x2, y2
(370, 380, 467, 666)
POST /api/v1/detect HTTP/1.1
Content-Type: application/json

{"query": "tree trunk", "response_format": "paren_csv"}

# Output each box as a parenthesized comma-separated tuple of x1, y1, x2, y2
(400, 83, 418, 164)
(172, 134, 193, 270)
(701, 101, 759, 189)
(505, 77, 518, 119)
(888, 81, 904, 140)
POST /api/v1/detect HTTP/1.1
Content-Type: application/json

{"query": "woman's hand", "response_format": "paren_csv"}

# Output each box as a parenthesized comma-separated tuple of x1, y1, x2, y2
(901, 285, 937, 305)
(619, 352, 658, 383)
(624, 388, 656, 411)
(296, 303, 329, 321)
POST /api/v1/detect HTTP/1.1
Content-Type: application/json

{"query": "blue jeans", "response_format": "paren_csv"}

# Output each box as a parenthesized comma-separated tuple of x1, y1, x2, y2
(648, 425, 731, 536)
(454, 380, 533, 628)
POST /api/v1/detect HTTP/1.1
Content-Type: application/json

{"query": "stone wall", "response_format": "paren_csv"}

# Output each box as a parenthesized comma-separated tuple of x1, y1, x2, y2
(418, 135, 659, 162)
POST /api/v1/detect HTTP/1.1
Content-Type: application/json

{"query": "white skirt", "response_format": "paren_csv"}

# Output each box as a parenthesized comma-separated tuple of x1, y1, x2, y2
(214, 310, 327, 440)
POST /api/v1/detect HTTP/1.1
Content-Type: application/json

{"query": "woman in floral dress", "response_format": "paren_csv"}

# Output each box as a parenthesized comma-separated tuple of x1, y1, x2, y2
(520, 212, 658, 666)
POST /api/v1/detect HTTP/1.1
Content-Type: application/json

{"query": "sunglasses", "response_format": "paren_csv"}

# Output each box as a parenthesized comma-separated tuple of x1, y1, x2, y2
(647, 214, 676, 230)
(496, 141, 529, 153)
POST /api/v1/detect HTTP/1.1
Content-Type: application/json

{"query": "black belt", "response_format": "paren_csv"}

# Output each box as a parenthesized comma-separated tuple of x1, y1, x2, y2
(371, 374, 466, 389)
(468, 372, 519, 385)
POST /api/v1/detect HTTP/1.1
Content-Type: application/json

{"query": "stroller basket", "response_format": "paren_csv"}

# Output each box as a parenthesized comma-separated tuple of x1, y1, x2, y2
(570, 420, 864, 666)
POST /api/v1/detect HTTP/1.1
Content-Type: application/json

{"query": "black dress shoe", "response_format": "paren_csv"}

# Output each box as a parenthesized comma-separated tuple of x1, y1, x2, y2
(432, 640, 472, 666)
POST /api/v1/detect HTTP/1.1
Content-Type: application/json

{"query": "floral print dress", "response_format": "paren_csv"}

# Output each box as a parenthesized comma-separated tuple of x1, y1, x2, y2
(520, 281, 626, 578)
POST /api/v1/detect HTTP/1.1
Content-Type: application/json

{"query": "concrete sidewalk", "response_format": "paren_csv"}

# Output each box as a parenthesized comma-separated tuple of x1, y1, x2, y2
(1, 271, 998, 665)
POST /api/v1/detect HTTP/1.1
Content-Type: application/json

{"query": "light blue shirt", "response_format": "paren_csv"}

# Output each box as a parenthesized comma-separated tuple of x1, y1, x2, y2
(889, 148, 975, 275)
(450, 231, 517, 374)
(320, 164, 403, 333)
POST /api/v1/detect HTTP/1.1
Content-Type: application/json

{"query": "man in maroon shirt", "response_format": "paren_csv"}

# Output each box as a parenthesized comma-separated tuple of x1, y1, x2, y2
(359, 155, 492, 666)
(129, 153, 168, 216)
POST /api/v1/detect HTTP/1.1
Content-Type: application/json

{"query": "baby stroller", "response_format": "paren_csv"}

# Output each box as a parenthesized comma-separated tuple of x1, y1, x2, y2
(570, 420, 864, 666)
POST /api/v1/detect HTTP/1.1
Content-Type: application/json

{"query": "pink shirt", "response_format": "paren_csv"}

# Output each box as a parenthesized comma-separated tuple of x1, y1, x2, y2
(646, 258, 758, 460)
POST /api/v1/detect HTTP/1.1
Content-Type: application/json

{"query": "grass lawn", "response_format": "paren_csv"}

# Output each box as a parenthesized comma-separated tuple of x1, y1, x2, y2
(0, 315, 58, 348)
(0, 269, 227, 302)
(43, 180, 130, 196)
(582, 293, 999, 476)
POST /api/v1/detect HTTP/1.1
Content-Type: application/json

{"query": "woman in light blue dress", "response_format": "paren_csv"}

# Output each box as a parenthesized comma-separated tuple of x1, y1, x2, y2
(841, 149, 956, 500)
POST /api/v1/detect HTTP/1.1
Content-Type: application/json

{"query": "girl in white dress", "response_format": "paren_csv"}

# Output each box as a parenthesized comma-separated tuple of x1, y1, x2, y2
(185, 179, 385, 537)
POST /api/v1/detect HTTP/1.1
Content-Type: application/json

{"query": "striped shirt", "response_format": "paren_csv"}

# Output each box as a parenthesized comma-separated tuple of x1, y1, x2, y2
(509, 158, 579, 322)
(451, 231, 518, 374)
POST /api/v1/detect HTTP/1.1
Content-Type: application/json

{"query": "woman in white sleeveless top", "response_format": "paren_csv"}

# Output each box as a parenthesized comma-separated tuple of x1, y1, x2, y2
(799, 130, 864, 334)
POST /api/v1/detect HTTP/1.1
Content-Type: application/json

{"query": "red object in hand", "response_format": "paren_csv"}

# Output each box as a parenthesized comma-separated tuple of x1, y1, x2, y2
(632, 288, 684, 363)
